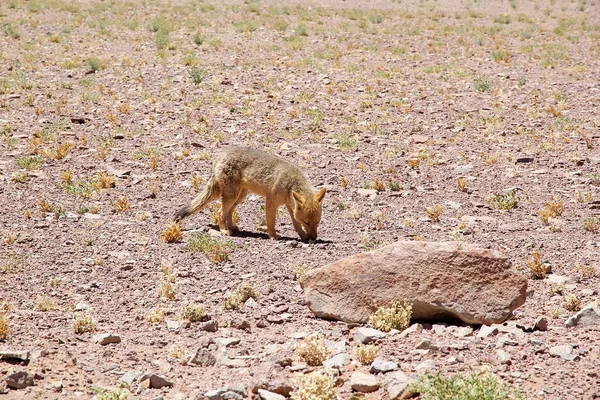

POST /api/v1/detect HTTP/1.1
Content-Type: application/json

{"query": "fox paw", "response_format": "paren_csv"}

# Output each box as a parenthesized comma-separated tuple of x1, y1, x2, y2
(220, 229, 232, 236)
(268, 233, 280, 240)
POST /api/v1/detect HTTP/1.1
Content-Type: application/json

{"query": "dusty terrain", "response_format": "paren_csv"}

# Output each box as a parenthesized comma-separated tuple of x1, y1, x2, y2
(1, 0, 600, 398)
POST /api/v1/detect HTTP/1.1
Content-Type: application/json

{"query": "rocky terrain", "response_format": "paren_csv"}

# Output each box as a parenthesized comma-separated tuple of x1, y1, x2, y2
(0, 0, 599, 399)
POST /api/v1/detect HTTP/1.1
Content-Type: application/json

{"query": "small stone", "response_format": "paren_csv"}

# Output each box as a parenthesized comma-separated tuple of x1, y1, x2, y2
(355, 327, 385, 344)
(350, 371, 379, 393)
(453, 326, 473, 337)
(216, 338, 241, 348)
(415, 360, 436, 374)
(139, 374, 173, 389)
(120, 371, 142, 386)
(324, 339, 346, 355)
(266, 315, 284, 324)
(370, 357, 398, 374)
(534, 317, 548, 331)
(199, 319, 219, 332)
(205, 388, 227, 400)
(431, 324, 446, 334)
(220, 358, 247, 368)
(166, 320, 182, 331)
(415, 340, 439, 351)
(398, 323, 422, 338)
(516, 157, 534, 163)
(230, 318, 251, 331)
(258, 389, 285, 400)
(385, 371, 417, 400)
(496, 349, 512, 365)
(477, 325, 499, 338)
(357, 188, 378, 197)
(565, 301, 600, 328)
(188, 348, 216, 367)
(0, 350, 30, 362)
(93, 333, 121, 346)
(322, 353, 351, 369)
(5, 371, 35, 389)
(549, 344, 579, 361)
(446, 356, 458, 365)
(222, 391, 244, 400)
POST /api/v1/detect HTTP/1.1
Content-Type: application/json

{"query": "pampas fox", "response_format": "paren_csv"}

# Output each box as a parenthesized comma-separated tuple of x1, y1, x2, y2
(175, 147, 326, 241)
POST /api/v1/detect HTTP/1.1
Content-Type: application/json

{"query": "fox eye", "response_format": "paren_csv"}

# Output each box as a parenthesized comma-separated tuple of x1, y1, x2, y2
(300, 218, 310, 226)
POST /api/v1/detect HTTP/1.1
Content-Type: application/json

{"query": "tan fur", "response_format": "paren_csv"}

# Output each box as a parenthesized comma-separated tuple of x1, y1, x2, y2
(175, 147, 326, 241)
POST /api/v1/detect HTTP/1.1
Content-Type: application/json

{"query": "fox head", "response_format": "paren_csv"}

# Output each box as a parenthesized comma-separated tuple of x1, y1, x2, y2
(292, 187, 326, 241)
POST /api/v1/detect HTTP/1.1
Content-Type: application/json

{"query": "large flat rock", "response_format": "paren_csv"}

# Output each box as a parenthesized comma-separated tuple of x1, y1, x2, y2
(301, 241, 527, 325)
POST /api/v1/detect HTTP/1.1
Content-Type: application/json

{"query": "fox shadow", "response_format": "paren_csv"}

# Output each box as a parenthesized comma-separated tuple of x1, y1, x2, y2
(206, 224, 332, 244)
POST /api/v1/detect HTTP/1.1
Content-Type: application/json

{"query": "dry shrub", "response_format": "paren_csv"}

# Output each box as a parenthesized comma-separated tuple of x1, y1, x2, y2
(224, 282, 259, 310)
(356, 344, 378, 365)
(369, 301, 412, 332)
(73, 312, 96, 334)
(295, 333, 332, 367)
(161, 221, 183, 243)
(292, 370, 337, 400)
(182, 302, 206, 322)
(527, 251, 545, 279)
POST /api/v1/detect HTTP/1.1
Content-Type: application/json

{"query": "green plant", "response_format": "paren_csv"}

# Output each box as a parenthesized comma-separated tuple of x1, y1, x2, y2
(473, 78, 491, 93)
(487, 190, 519, 210)
(97, 388, 130, 400)
(334, 134, 358, 151)
(187, 233, 237, 263)
(369, 301, 412, 332)
(411, 371, 524, 400)
(87, 57, 105, 72)
(2, 23, 20, 39)
(16, 155, 43, 170)
(189, 67, 205, 85)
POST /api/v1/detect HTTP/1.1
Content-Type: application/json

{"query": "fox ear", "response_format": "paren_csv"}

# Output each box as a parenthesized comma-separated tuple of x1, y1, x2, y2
(314, 187, 326, 203)
(292, 191, 304, 205)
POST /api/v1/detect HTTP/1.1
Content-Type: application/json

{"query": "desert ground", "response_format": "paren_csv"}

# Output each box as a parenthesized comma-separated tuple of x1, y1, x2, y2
(1, 0, 599, 398)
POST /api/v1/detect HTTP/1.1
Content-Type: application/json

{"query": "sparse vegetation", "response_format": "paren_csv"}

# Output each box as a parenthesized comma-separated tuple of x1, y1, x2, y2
(146, 306, 166, 323)
(72, 312, 96, 334)
(35, 295, 57, 311)
(487, 190, 519, 210)
(224, 282, 260, 310)
(293, 370, 337, 400)
(182, 302, 206, 322)
(412, 371, 524, 400)
(295, 333, 332, 366)
(161, 221, 183, 243)
(527, 251, 546, 279)
(356, 344, 378, 365)
(425, 205, 443, 223)
(187, 233, 237, 263)
(0, 313, 10, 340)
(369, 301, 412, 332)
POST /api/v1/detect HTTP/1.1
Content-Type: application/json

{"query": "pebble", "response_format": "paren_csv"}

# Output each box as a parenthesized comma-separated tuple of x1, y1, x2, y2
(350, 371, 380, 393)
(355, 327, 385, 344)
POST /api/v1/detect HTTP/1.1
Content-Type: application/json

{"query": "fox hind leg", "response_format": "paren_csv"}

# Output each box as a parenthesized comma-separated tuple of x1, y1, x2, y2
(219, 187, 243, 236)
(229, 188, 248, 232)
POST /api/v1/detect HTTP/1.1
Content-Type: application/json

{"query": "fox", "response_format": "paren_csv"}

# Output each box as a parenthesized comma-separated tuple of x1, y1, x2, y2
(174, 146, 326, 242)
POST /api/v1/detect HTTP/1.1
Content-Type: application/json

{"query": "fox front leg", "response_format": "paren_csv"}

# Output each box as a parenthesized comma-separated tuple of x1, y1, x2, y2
(264, 199, 280, 240)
